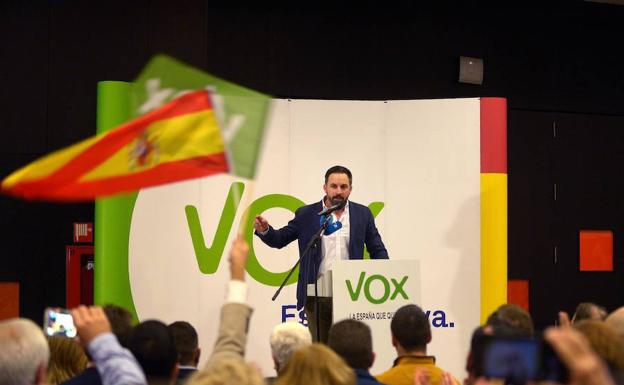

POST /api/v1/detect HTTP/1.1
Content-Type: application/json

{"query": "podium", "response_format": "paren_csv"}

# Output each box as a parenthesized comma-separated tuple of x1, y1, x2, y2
(307, 259, 421, 374)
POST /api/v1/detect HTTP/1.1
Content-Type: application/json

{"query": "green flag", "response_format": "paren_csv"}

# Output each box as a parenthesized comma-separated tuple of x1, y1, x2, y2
(131, 55, 271, 179)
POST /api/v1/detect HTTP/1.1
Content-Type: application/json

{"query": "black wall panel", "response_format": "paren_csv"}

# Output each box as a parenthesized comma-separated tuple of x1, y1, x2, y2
(1, 1, 624, 326)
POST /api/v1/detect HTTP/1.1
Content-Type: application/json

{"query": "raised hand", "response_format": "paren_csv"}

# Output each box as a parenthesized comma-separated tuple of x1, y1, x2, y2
(71, 306, 111, 347)
(229, 235, 249, 281)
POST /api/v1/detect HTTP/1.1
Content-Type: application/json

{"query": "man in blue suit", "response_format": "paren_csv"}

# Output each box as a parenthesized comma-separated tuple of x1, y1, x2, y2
(254, 165, 388, 342)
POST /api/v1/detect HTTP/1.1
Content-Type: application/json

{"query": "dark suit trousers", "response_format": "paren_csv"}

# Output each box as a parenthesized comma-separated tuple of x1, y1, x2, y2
(304, 296, 333, 343)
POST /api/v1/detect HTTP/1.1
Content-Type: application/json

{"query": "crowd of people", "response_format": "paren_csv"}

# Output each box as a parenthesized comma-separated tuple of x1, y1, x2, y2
(1, 237, 623, 385)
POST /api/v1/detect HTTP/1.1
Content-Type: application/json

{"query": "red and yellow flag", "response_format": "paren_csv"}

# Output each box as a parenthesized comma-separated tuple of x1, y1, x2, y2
(1, 90, 228, 201)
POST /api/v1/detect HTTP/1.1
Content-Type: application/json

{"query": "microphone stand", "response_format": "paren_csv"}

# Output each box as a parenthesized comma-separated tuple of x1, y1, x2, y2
(272, 215, 332, 342)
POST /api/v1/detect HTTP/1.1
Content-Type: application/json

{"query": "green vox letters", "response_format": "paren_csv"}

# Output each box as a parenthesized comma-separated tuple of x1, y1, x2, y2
(185, 182, 385, 286)
(346, 272, 409, 304)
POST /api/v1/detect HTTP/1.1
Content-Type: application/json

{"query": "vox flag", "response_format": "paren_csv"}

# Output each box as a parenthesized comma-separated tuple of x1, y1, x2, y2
(1, 90, 228, 201)
(131, 55, 271, 179)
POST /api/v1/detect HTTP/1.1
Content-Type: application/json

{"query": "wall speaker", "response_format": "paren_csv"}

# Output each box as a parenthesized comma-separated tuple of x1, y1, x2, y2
(459, 56, 483, 85)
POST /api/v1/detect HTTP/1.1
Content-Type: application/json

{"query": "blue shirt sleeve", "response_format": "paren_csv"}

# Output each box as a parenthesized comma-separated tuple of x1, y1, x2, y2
(88, 332, 147, 385)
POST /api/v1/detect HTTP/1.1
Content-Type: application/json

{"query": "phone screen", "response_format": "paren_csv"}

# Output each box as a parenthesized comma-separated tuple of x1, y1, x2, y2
(475, 335, 568, 385)
(482, 338, 539, 384)
(44, 308, 77, 338)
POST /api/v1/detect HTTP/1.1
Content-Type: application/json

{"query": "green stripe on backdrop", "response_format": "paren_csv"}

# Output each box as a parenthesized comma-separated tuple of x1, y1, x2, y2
(94, 81, 139, 321)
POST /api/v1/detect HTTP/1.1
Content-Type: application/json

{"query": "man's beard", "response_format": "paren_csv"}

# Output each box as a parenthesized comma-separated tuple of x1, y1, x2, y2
(330, 196, 347, 207)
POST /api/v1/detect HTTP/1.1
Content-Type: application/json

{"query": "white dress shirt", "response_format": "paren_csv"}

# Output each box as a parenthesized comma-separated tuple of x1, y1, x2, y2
(318, 199, 350, 276)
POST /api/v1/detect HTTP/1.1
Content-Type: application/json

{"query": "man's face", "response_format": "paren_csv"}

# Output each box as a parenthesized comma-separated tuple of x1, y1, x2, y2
(323, 173, 352, 206)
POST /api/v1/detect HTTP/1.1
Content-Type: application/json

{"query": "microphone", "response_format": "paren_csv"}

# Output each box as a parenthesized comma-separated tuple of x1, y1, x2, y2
(318, 215, 343, 235)
(317, 199, 347, 216)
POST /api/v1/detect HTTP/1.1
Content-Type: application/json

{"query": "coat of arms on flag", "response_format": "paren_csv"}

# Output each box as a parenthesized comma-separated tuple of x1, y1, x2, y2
(1, 55, 271, 201)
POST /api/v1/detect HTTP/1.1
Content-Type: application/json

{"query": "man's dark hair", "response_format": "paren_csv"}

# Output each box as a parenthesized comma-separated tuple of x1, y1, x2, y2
(328, 319, 373, 369)
(128, 320, 178, 379)
(573, 302, 607, 323)
(324, 165, 352, 185)
(486, 304, 534, 337)
(168, 321, 199, 366)
(391, 304, 431, 351)
(103, 304, 134, 347)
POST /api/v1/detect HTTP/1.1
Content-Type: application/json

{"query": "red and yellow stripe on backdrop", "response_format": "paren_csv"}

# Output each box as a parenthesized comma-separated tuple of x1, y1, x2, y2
(480, 97, 508, 322)
(1, 90, 228, 201)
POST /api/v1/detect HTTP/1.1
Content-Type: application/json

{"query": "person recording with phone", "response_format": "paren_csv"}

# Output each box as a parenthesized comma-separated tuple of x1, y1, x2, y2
(463, 327, 619, 385)
(254, 165, 388, 343)
(60, 304, 134, 385)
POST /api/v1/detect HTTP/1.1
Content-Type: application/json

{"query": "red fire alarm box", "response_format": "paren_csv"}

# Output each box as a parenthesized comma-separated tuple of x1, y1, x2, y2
(66, 246, 94, 308)
(73, 223, 93, 243)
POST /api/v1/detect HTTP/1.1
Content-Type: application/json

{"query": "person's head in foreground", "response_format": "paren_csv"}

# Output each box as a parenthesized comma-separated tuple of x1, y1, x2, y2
(169, 320, 201, 368)
(572, 302, 607, 324)
(486, 304, 534, 337)
(46, 335, 88, 384)
(0, 318, 50, 385)
(391, 304, 431, 354)
(128, 319, 179, 384)
(269, 321, 312, 375)
(328, 319, 375, 370)
(275, 343, 355, 385)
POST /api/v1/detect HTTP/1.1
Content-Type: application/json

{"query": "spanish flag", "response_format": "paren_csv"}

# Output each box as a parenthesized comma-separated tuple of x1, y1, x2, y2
(1, 90, 228, 201)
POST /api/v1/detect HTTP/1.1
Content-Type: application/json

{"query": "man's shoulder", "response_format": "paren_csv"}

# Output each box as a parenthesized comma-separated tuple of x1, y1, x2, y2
(295, 201, 323, 215)
(348, 200, 369, 211)
(61, 367, 101, 385)
(375, 358, 453, 385)
(355, 368, 386, 385)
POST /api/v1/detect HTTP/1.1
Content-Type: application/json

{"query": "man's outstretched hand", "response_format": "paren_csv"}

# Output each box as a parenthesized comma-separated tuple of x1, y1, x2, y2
(253, 216, 269, 233)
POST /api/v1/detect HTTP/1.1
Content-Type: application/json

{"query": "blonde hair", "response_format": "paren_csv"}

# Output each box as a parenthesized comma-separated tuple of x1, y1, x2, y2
(275, 343, 355, 385)
(186, 358, 264, 385)
(46, 336, 88, 384)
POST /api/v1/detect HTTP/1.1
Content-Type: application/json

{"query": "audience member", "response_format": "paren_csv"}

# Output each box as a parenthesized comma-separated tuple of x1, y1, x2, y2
(62, 304, 135, 385)
(572, 302, 608, 323)
(202, 236, 253, 369)
(328, 319, 386, 385)
(128, 320, 178, 385)
(72, 305, 146, 385)
(102, 304, 134, 347)
(275, 343, 355, 385)
(0, 318, 50, 385)
(47, 336, 88, 384)
(169, 321, 200, 384)
(486, 304, 533, 337)
(269, 321, 312, 381)
(376, 304, 459, 385)
(186, 236, 263, 385)
(184, 360, 263, 385)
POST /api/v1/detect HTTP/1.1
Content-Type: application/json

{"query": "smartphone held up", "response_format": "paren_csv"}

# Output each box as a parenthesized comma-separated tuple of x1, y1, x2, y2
(44, 307, 77, 338)
(473, 334, 569, 385)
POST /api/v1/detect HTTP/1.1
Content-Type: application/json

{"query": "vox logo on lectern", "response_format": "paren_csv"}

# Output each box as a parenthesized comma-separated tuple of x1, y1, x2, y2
(345, 272, 409, 304)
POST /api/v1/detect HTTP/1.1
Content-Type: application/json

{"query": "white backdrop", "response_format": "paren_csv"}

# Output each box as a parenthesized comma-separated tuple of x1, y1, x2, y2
(128, 98, 481, 379)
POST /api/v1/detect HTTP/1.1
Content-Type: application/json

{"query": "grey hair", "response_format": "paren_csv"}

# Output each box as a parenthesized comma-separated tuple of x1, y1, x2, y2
(0, 318, 50, 385)
(269, 322, 312, 371)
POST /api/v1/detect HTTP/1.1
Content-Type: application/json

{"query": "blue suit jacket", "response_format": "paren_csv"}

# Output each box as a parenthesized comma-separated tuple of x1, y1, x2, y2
(257, 200, 388, 309)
